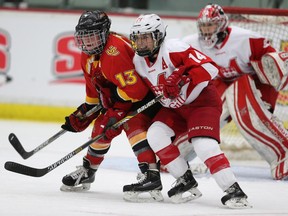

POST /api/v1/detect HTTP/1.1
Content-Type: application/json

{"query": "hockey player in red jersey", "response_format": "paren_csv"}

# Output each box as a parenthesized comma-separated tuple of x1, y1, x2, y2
(127, 13, 251, 208)
(60, 10, 163, 202)
(183, 4, 288, 180)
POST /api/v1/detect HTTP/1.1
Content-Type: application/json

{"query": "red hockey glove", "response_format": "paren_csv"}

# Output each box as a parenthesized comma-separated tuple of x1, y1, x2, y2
(164, 68, 185, 99)
(61, 103, 100, 132)
(99, 108, 126, 140)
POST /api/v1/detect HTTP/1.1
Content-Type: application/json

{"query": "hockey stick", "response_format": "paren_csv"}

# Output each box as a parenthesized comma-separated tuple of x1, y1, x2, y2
(4, 95, 163, 177)
(8, 104, 102, 159)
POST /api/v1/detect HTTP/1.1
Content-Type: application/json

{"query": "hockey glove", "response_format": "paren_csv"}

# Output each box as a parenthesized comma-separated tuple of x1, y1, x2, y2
(99, 87, 113, 108)
(98, 108, 126, 140)
(61, 103, 100, 132)
(164, 67, 185, 99)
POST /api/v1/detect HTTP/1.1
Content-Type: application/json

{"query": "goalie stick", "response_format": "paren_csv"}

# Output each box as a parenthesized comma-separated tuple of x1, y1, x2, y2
(4, 95, 163, 177)
(8, 104, 102, 159)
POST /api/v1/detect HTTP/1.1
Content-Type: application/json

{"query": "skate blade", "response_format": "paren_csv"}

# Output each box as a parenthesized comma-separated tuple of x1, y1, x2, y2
(170, 187, 202, 204)
(123, 190, 164, 202)
(60, 183, 91, 192)
(224, 197, 252, 209)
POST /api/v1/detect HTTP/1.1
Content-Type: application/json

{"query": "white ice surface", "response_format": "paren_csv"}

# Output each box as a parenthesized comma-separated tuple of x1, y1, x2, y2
(0, 119, 288, 216)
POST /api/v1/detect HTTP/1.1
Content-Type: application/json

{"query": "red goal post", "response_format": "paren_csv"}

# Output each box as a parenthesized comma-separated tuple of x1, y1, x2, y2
(217, 7, 288, 160)
(222, 7, 288, 54)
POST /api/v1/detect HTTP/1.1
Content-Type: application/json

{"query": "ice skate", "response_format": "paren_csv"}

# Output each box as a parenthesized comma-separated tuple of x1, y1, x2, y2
(60, 158, 96, 192)
(221, 182, 252, 209)
(123, 163, 163, 202)
(167, 169, 202, 203)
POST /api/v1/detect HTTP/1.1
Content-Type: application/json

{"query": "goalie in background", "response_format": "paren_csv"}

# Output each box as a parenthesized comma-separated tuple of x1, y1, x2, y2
(128, 13, 251, 208)
(183, 3, 288, 180)
(60, 10, 163, 202)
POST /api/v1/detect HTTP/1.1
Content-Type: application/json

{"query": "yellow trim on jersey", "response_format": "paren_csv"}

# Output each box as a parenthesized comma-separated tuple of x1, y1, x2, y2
(117, 87, 139, 103)
(86, 55, 98, 75)
(89, 143, 110, 150)
(0, 103, 74, 122)
(85, 96, 100, 105)
(128, 131, 147, 147)
(113, 34, 132, 47)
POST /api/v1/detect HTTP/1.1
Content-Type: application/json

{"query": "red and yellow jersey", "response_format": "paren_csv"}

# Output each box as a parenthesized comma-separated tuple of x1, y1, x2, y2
(80, 33, 149, 109)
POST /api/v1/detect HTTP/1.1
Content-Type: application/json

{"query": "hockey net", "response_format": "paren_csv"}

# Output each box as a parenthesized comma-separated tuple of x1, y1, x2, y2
(219, 7, 288, 160)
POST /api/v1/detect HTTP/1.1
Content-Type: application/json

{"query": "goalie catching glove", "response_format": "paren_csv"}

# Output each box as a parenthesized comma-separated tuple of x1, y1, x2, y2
(61, 103, 100, 132)
(251, 51, 288, 91)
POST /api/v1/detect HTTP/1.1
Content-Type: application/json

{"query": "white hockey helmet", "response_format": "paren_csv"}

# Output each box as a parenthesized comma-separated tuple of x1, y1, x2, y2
(197, 4, 229, 49)
(130, 14, 166, 57)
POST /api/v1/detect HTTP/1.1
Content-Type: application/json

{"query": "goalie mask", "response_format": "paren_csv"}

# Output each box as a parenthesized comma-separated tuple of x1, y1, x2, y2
(130, 14, 166, 57)
(74, 10, 111, 55)
(197, 4, 229, 49)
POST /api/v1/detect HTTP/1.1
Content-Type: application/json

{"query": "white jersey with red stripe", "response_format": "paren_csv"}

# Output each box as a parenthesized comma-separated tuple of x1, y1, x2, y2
(133, 38, 219, 108)
(183, 26, 275, 81)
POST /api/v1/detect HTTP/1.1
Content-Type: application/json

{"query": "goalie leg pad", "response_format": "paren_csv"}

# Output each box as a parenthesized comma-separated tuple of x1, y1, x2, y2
(272, 156, 288, 180)
(172, 132, 208, 175)
(226, 75, 288, 179)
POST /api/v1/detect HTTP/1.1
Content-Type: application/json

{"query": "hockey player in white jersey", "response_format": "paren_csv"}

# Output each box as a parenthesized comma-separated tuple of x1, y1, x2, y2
(183, 3, 288, 181)
(124, 13, 251, 208)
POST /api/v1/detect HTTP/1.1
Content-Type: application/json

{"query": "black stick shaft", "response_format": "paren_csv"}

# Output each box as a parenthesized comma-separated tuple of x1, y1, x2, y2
(8, 104, 102, 159)
(4, 95, 162, 177)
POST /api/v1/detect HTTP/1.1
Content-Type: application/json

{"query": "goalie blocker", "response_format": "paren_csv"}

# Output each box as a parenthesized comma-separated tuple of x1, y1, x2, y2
(225, 75, 288, 180)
